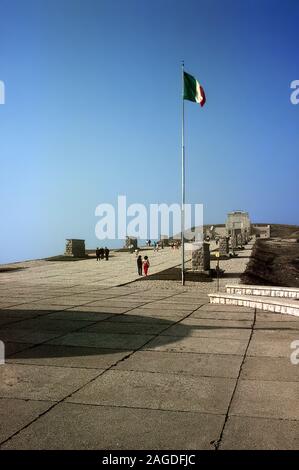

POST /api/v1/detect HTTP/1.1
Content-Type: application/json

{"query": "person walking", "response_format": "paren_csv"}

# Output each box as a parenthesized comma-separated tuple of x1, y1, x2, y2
(104, 247, 110, 261)
(96, 247, 100, 261)
(100, 247, 104, 259)
(137, 255, 143, 276)
(143, 256, 150, 276)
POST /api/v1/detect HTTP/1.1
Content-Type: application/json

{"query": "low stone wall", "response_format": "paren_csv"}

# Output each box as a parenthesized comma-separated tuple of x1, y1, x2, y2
(65, 239, 86, 258)
(209, 293, 299, 316)
(226, 284, 299, 299)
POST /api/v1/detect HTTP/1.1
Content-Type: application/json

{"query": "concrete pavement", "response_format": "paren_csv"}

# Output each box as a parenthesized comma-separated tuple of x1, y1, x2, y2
(0, 248, 298, 449)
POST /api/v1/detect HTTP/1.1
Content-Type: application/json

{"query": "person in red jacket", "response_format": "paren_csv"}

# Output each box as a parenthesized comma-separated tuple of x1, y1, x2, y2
(143, 256, 150, 276)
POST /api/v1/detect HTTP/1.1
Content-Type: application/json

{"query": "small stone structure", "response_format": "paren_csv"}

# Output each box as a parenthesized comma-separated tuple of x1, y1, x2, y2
(230, 233, 237, 249)
(191, 242, 210, 271)
(65, 239, 85, 258)
(124, 236, 138, 249)
(160, 235, 169, 246)
(219, 237, 229, 257)
(236, 230, 244, 247)
(251, 224, 271, 239)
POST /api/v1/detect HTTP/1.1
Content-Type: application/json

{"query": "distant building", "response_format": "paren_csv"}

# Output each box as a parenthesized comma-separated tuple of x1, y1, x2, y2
(251, 224, 271, 239)
(226, 211, 251, 245)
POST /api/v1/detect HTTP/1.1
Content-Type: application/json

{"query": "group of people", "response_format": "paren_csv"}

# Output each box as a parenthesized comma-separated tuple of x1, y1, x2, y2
(137, 255, 150, 276)
(153, 241, 164, 251)
(146, 240, 164, 251)
(95, 247, 110, 261)
(170, 242, 180, 249)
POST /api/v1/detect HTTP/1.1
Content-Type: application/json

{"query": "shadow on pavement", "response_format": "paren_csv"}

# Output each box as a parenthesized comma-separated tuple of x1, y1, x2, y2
(135, 266, 213, 282)
(1, 306, 294, 363)
(0, 308, 193, 360)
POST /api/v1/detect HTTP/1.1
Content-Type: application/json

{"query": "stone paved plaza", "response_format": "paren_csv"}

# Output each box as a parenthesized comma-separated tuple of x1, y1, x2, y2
(0, 246, 298, 449)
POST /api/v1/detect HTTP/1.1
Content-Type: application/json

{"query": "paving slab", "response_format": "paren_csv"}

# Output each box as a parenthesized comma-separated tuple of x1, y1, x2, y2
(141, 302, 198, 311)
(198, 304, 255, 313)
(0, 308, 48, 318)
(0, 316, 24, 327)
(67, 369, 236, 414)
(67, 305, 134, 314)
(247, 332, 297, 358)
(161, 322, 251, 340)
(252, 329, 299, 340)
(48, 332, 155, 350)
(255, 312, 299, 322)
(179, 317, 253, 329)
(7, 344, 131, 369)
(144, 335, 248, 355)
(4, 317, 95, 333)
(121, 294, 172, 301)
(7, 303, 68, 311)
(0, 398, 53, 444)
(0, 402, 224, 449)
(220, 415, 299, 450)
(44, 311, 115, 322)
(0, 301, 28, 308)
(230, 379, 299, 420)
(125, 308, 191, 319)
(34, 297, 92, 307)
(149, 299, 204, 308)
(86, 300, 146, 308)
(114, 350, 243, 378)
(0, 328, 62, 344)
(81, 321, 169, 336)
(3, 342, 34, 357)
(241, 356, 299, 382)
(163, 296, 208, 304)
(108, 315, 175, 324)
(0, 364, 100, 401)
(190, 310, 254, 321)
(255, 320, 299, 331)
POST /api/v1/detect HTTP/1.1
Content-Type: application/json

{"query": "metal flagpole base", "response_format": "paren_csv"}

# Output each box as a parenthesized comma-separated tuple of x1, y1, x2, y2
(181, 270, 185, 286)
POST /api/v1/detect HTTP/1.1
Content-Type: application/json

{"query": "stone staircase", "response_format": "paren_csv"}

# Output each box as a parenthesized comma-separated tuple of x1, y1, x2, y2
(208, 284, 299, 317)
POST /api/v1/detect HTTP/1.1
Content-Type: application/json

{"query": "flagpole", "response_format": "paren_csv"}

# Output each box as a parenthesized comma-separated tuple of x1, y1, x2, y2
(181, 60, 185, 286)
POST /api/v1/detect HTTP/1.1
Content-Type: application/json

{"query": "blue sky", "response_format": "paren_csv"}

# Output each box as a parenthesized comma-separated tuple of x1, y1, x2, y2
(0, 0, 298, 263)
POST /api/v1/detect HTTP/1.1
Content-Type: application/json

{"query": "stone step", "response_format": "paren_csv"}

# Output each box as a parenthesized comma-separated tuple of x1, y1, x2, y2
(226, 284, 299, 299)
(208, 293, 299, 317)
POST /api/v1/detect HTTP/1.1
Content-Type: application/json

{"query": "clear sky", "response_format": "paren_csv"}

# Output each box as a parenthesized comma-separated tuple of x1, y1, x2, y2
(0, 0, 298, 263)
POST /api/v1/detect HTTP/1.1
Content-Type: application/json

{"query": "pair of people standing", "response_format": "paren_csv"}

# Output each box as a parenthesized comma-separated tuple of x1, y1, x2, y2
(137, 255, 150, 276)
(96, 247, 109, 261)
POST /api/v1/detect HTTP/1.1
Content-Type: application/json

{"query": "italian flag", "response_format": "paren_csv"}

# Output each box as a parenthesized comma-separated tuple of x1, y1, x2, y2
(184, 71, 206, 107)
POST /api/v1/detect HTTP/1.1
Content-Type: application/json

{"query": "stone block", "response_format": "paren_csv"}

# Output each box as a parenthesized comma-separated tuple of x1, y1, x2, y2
(124, 237, 138, 249)
(65, 239, 85, 258)
(191, 243, 210, 271)
(219, 237, 229, 257)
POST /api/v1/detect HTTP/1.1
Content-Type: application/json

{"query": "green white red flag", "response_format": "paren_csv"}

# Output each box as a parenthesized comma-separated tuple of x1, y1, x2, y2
(184, 71, 206, 107)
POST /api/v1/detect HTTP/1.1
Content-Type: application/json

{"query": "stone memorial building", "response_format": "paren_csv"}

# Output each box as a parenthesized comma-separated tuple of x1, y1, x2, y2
(226, 210, 251, 246)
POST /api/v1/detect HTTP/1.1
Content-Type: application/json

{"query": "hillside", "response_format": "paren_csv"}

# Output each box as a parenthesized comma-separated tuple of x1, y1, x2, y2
(241, 238, 299, 287)
(253, 223, 299, 239)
